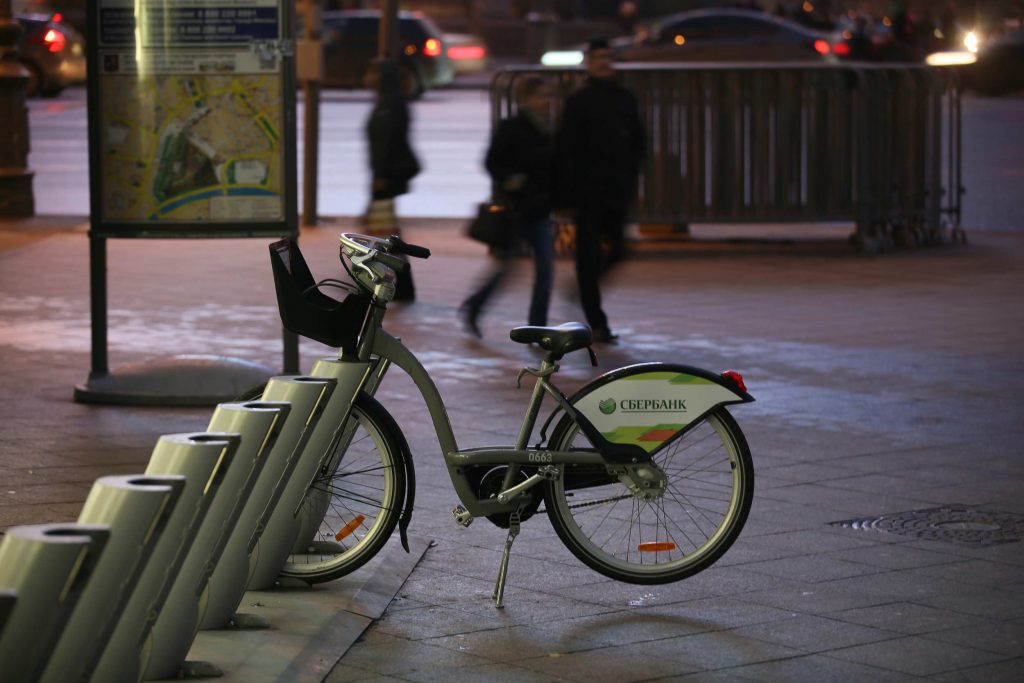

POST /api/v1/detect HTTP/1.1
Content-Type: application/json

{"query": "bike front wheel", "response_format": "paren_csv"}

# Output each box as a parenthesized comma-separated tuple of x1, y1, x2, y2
(544, 407, 754, 584)
(279, 394, 405, 583)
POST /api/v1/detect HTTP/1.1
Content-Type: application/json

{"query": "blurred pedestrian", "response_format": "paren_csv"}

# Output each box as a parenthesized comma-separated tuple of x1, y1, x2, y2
(365, 58, 420, 301)
(460, 75, 556, 337)
(555, 37, 645, 344)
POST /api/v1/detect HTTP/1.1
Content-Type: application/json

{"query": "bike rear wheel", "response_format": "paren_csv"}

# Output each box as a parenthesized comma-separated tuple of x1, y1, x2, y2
(544, 407, 754, 584)
(279, 395, 405, 583)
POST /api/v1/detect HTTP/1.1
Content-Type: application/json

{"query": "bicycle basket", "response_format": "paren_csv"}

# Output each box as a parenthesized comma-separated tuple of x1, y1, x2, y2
(268, 238, 372, 353)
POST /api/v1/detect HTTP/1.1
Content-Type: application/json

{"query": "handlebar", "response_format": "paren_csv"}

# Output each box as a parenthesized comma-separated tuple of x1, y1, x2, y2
(338, 232, 431, 260)
(338, 232, 430, 301)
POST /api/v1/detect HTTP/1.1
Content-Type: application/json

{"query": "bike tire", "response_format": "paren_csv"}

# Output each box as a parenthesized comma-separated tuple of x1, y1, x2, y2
(279, 394, 406, 583)
(544, 407, 754, 584)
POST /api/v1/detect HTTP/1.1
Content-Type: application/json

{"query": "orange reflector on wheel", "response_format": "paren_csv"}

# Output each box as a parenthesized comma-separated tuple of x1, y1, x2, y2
(637, 542, 676, 553)
(335, 515, 365, 542)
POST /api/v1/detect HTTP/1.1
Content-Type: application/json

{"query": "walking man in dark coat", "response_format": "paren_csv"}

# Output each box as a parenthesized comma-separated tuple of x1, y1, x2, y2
(460, 75, 556, 336)
(366, 59, 420, 300)
(556, 38, 645, 343)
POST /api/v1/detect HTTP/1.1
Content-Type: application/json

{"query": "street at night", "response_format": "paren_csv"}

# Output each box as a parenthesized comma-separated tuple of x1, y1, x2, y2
(3, 49, 1023, 683)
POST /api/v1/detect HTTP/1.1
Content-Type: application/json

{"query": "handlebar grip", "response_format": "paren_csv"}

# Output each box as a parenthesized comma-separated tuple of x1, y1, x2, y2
(389, 235, 431, 259)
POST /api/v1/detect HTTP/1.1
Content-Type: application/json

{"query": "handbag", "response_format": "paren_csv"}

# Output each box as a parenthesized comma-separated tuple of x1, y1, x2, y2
(466, 202, 516, 248)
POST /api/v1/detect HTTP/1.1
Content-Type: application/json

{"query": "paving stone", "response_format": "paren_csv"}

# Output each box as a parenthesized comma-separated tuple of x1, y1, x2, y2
(723, 654, 922, 682)
(930, 658, 1024, 683)
(832, 602, 989, 636)
(730, 613, 897, 652)
(827, 634, 1010, 677)
(924, 620, 1024, 657)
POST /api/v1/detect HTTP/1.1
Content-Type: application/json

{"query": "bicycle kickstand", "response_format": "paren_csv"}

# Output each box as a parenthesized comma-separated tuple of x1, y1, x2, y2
(492, 509, 522, 608)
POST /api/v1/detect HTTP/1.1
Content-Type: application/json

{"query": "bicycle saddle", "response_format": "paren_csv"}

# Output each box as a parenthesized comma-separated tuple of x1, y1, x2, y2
(510, 322, 593, 358)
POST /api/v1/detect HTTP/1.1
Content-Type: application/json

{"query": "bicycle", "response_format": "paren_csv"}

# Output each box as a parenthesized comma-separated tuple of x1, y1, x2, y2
(263, 232, 755, 607)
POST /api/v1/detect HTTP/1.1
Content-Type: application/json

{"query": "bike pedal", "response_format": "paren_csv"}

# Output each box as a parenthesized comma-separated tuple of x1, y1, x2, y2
(451, 504, 473, 527)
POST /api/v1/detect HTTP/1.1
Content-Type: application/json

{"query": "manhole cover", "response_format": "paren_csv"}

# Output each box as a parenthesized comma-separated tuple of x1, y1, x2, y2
(829, 504, 1024, 547)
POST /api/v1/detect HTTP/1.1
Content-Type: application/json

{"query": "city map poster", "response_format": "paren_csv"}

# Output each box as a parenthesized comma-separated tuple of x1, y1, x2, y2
(93, 0, 291, 231)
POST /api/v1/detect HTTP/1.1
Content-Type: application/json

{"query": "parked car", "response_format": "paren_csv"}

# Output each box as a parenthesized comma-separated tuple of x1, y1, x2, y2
(314, 10, 454, 97)
(542, 8, 847, 66)
(15, 12, 86, 97)
(13, 0, 86, 36)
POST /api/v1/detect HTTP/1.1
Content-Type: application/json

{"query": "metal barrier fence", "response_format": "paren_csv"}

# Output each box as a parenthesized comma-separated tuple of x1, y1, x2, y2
(491, 63, 965, 251)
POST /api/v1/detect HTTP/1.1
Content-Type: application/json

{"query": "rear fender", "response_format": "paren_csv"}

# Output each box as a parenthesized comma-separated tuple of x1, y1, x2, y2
(566, 362, 753, 460)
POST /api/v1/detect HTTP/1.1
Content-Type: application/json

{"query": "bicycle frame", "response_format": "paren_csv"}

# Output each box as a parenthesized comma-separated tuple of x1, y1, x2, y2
(354, 304, 606, 520)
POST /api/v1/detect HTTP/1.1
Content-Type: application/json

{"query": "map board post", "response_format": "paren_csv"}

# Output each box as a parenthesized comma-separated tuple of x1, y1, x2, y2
(75, 0, 299, 405)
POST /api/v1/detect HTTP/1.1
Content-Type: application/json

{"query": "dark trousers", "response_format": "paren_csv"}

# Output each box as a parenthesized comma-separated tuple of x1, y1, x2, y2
(463, 217, 554, 327)
(574, 202, 627, 333)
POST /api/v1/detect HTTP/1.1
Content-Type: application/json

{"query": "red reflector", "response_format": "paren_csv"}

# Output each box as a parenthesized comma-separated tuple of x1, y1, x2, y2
(335, 515, 365, 542)
(834, 42, 851, 56)
(814, 39, 830, 55)
(721, 370, 747, 394)
(423, 38, 442, 57)
(43, 28, 66, 53)
(447, 45, 485, 61)
(637, 542, 676, 553)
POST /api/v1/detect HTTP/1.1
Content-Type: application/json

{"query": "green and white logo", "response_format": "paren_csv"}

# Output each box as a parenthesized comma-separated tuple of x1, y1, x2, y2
(598, 398, 617, 415)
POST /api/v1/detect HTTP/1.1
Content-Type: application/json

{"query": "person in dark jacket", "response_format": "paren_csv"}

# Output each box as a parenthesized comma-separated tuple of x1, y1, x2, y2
(365, 59, 420, 300)
(556, 37, 645, 343)
(460, 75, 556, 337)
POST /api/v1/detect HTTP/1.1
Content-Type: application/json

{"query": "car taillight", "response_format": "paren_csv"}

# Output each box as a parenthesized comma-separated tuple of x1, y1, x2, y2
(423, 38, 442, 57)
(447, 45, 485, 60)
(52, 12, 63, 23)
(833, 41, 851, 57)
(813, 39, 830, 55)
(43, 28, 66, 53)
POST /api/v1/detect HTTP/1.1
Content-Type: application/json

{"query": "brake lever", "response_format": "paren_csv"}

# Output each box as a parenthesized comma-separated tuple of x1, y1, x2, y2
(349, 251, 378, 280)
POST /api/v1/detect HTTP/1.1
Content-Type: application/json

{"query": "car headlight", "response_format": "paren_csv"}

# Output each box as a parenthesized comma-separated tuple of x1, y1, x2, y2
(964, 30, 980, 53)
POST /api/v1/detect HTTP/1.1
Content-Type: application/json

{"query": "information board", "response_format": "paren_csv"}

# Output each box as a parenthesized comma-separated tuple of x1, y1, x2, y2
(89, 0, 296, 236)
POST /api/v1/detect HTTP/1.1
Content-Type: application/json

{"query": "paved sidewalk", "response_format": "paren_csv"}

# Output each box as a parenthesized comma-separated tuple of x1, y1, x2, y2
(1, 217, 1022, 681)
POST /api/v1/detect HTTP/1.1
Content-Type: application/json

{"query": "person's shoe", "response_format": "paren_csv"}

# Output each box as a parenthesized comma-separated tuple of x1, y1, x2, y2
(459, 304, 482, 338)
(592, 328, 619, 344)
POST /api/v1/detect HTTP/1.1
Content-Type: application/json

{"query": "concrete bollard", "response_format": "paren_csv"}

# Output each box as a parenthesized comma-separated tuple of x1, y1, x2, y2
(200, 376, 336, 630)
(89, 433, 240, 683)
(0, 523, 110, 683)
(247, 358, 372, 589)
(40, 475, 185, 683)
(141, 402, 288, 681)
